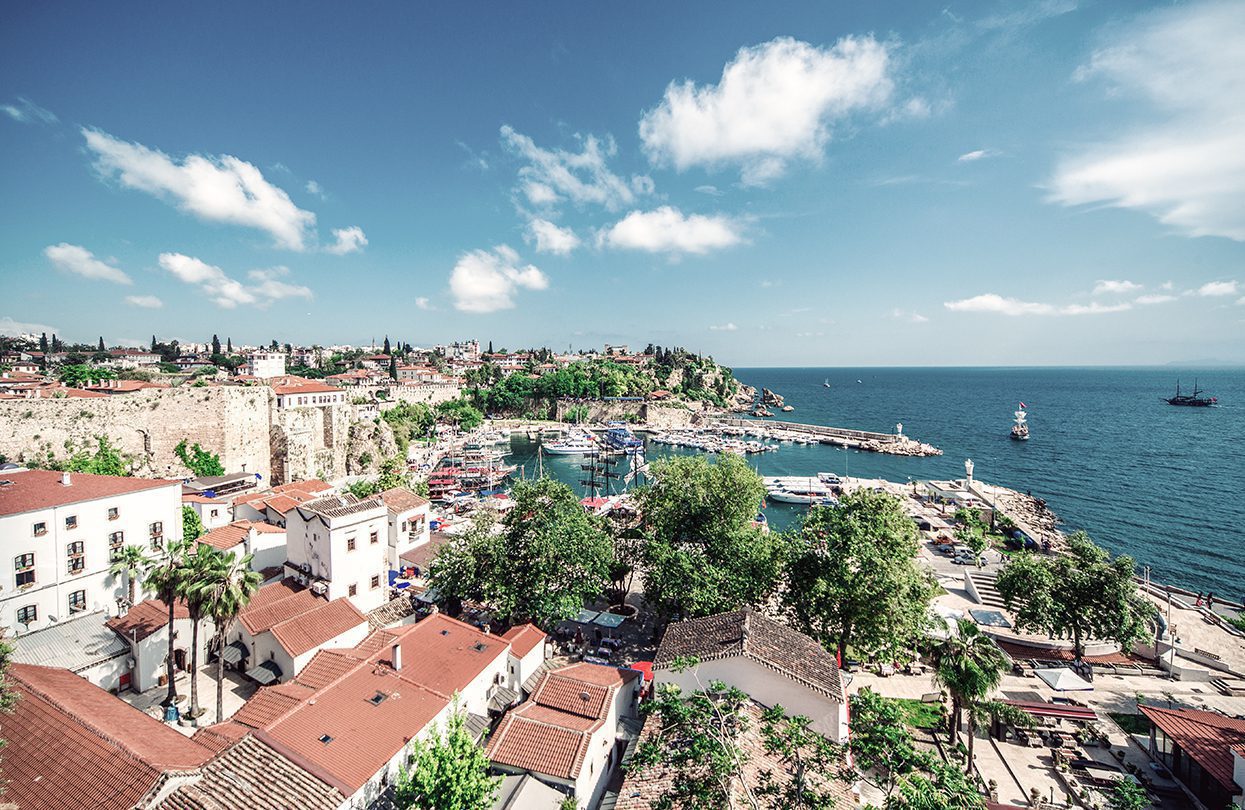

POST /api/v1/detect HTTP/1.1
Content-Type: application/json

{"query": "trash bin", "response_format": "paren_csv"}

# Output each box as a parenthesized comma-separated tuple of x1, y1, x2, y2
(164, 704, 180, 723)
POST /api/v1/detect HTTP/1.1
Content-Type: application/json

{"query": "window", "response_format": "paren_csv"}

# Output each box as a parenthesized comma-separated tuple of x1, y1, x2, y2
(348, 583, 358, 597)
(66, 541, 85, 575)
(65, 515, 78, 530)
(370, 574, 380, 589)
(33, 522, 47, 537)
(347, 536, 356, 551)
(67, 540, 84, 556)
(15, 552, 36, 587)
(149, 521, 163, 536)
(16, 605, 37, 625)
(108, 506, 119, 521)
(150, 536, 163, 551)
(69, 590, 87, 613)
(369, 530, 379, 545)
(210, 509, 219, 518)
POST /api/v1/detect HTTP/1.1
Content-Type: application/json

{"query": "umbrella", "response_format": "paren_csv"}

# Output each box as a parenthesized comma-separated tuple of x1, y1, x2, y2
(1035, 667, 1093, 692)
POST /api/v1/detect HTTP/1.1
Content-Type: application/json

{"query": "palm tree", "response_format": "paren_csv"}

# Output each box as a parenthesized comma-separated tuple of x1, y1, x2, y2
(180, 545, 218, 720)
(932, 618, 1010, 774)
(192, 550, 262, 722)
(144, 539, 190, 707)
(109, 545, 147, 608)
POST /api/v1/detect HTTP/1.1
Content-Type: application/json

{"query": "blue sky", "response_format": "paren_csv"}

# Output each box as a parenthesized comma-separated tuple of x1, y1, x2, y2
(2, 0, 1243, 366)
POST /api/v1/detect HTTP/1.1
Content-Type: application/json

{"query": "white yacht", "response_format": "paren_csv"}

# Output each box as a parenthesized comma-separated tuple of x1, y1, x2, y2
(543, 432, 598, 455)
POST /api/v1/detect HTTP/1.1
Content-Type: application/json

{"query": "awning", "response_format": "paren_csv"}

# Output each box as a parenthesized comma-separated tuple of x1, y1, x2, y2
(593, 612, 626, 629)
(1035, 667, 1094, 692)
(416, 586, 441, 604)
(998, 698, 1097, 722)
(219, 640, 249, 666)
(488, 686, 519, 713)
(244, 660, 283, 685)
(573, 608, 601, 624)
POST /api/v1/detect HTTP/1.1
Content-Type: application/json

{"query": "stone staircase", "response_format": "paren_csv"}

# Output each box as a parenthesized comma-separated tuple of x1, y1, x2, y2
(965, 570, 1009, 610)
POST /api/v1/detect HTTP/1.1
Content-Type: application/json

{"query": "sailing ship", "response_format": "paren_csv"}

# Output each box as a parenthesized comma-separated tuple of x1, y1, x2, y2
(1164, 380, 1217, 407)
(1010, 403, 1029, 441)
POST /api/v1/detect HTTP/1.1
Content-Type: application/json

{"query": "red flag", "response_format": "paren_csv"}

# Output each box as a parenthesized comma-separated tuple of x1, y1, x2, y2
(1019, 401, 1026, 409)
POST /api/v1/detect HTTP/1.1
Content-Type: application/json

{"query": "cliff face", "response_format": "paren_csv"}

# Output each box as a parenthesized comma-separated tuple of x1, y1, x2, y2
(345, 419, 399, 475)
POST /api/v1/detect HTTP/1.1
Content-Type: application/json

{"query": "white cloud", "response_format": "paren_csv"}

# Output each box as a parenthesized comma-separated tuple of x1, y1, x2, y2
(1047, 1, 1245, 240)
(1135, 294, 1176, 305)
(977, 0, 1078, 31)
(891, 308, 929, 323)
(43, 243, 132, 285)
(526, 218, 581, 256)
(82, 128, 317, 250)
(638, 36, 894, 185)
(0, 316, 58, 337)
(1, 97, 57, 125)
(415, 297, 434, 311)
(125, 295, 163, 309)
(158, 253, 311, 309)
(1195, 280, 1239, 297)
(1093, 279, 1142, 295)
(305, 180, 326, 198)
(709, 322, 738, 331)
(943, 293, 1132, 316)
(957, 149, 998, 162)
(695, 185, 725, 196)
(599, 206, 744, 256)
(500, 126, 647, 211)
(325, 226, 368, 255)
(449, 245, 548, 313)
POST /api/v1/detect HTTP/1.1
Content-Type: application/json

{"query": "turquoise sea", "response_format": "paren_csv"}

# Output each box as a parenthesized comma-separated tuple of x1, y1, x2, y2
(508, 367, 1244, 595)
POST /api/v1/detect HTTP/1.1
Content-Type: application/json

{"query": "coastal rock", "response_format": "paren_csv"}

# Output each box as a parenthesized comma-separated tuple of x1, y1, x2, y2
(760, 388, 785, 407)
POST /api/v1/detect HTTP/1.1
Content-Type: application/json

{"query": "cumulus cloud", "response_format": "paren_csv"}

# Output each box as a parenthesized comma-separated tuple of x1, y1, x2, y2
(638, 36, 894, 185)
(0, 316, 58, 337)
(1093, 279, 1142, 295)
(325, 225, 368, 255)
(305, 180, 326, 198)
(526, 218, 581, 256)
(500, 125, 649, 211)
(125, 295, 163, 309)
(943, 293, 1132, 316)
(599, 206, 744, 256)
(1194, 280, 1239, 297)
(44, 243, 132, 284)
(449, 245, 549, 313)
(158, 253, 311, 309)
(1, 97, 57, 125)
(1047, 1, 1245, 240)
(82, 128, 317, 250)
(709, 322, 738, 331)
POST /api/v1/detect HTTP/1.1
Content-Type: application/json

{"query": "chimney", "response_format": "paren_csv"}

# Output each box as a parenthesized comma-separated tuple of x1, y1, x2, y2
(61, 472, 72, 487)
(391, 642, 402, 671)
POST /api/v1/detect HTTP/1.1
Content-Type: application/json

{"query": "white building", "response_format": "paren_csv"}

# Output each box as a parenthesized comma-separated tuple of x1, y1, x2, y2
(652, 608, 849, 743)
(244, 351, 287, 378)
(378, 487, 430, 569)
(271, 376, 348, 409)
(9, 609, 131, 692)
(284, 492, 391, 614)
(196, 519, 288, 575)
(105, 597, 213, 693)
(487, 662, 642, 808)
(0, 469, 182, 635)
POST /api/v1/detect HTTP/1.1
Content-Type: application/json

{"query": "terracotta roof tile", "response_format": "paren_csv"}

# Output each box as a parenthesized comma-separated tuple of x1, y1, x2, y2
(190, 721, 250, 755)
(232, 689, 307, 730)
(0, 469, 178, 517)
(1140, 704, 1245, 793)
(294, 650, 362, 689)
(487, 714, 593, 780)
(276, 479, 331, 495)
(238, 580, 325, 635)
(197, 521, 250, 551)
(269, 598, 367, 658)
(502, 623, 548, 659)
(654, 608, 844, 702)
(107, 599, 190, 642)
(379, 486, 430, 514)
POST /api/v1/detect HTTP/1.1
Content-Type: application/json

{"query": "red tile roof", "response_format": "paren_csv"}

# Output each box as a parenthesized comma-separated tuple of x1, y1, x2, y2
(107, 598, 190, 642)
(269, 598, 367, 658)
(196, 520, 286, 551)
(502, 624, 547, 659)
(4, 664, 214, 810)
(239, 579, 326, 635)
(270, 376, 341, 396)
(385, 613, 509, 697)
(182, 493, 220, 504)
(379, 486, 430, 514)
(275, 479, 332, 495)
(0, 469, 178, 517)
(294, 649, 361, 689)
(1139, 704, 1245, 793)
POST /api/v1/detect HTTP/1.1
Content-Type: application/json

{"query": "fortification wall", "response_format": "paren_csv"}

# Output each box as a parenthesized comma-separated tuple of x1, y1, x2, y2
(271, 404, 352, 484)
(0, 387, 274, 479)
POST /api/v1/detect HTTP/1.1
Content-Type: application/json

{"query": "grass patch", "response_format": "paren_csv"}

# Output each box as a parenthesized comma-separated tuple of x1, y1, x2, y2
(1110, 712, 1151, 735)
(890, 697, 943, 730)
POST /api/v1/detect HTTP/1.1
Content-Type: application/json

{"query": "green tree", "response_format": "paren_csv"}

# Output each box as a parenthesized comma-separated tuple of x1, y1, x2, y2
(180, 545, 217, 719)
(435, 398, 484, 431)
(57, 363, 116, 387)
(392, 702, 500, 810)
(429, 477, 612, 626)
(848, 688, 928, 799)
(182, 505, 205, 541)
(174, 439, 226, 477)
(191, 549, 262, 722)
(389, 353, 398, 380)
(932, 619, 1010, 774)
(782, 489, 935, 662)
(63, 436, 131, 476)
(0, 636, 15, 771)
(994, 531, 1153, 661)
(109, 544, 148, 607)
(144, 539, 191, 706)
(98, 336, 105, 352)
(886, 759, 984, 810)
(1106, 777, 1148, 810)
(638, 454, 784, 621)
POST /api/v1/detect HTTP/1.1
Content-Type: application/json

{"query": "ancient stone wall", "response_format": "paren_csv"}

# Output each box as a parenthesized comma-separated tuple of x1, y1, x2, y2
(0, 387, 273, 479)
(271, 404, 352, 484)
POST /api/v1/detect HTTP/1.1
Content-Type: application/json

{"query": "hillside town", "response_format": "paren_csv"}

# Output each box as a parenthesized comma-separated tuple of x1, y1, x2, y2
(0, 333, 1242, 810)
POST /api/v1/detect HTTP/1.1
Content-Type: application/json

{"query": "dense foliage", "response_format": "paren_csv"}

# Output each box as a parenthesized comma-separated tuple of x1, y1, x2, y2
(382, 402, 436, 455)
(429, 477, 613, 625)
(57, 363, 115, 387)
(995, 531, 1153, 660)
(59, 436, 132, 476)
(637, 454, 785, 620)
(174, 439, 225, 477)
(393, 705, 500, 810)
(182, 505, 205, 541)
(434, 398, 484, 431)
(932, 619, 1015, 774)
(782, 489, 936, 662)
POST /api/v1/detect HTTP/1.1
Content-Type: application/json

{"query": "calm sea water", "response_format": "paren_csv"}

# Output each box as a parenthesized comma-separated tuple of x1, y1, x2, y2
(507, 367, 1245, 595)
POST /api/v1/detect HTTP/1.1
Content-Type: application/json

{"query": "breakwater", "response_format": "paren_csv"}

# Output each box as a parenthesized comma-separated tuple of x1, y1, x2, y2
(716, 417, 942, 457)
